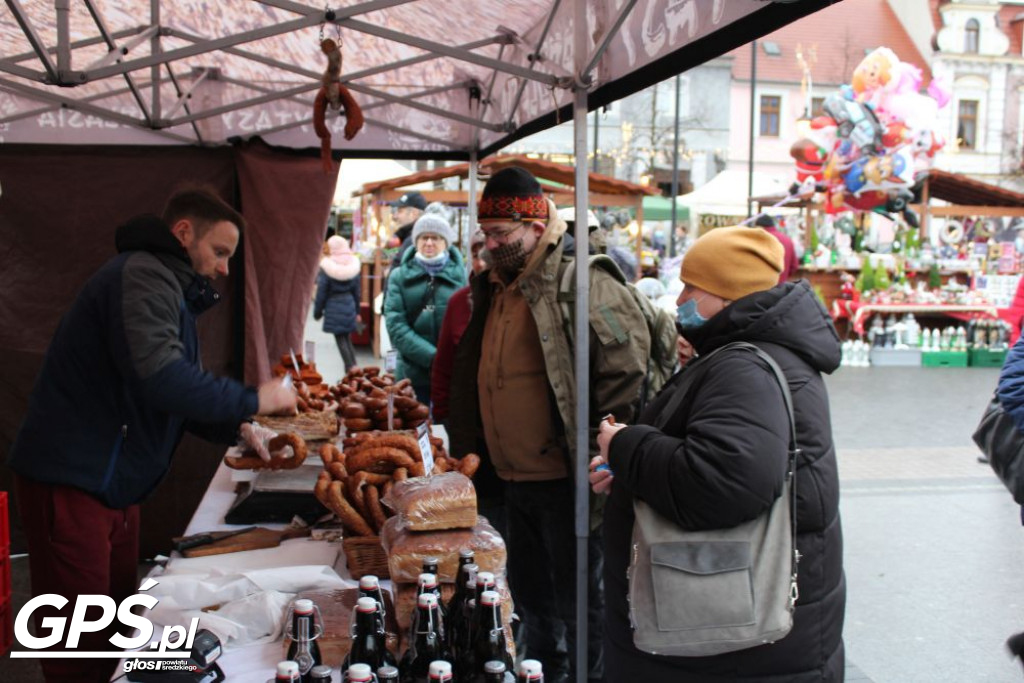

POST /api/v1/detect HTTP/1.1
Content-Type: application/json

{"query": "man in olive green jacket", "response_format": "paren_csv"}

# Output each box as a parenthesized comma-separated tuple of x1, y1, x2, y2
(448, 167, 650, 683)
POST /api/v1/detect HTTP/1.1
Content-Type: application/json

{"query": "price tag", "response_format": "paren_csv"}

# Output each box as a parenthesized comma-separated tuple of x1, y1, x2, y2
(304, 340, 316, 365)
(416, 422, 434, 476)
(386, 393, 395, 431)
(385, 349, 397, 373)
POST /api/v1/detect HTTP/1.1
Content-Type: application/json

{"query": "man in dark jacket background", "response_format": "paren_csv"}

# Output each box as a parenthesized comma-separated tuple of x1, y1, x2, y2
(7, 187, 296, 682)
(388, 190, 427, 269)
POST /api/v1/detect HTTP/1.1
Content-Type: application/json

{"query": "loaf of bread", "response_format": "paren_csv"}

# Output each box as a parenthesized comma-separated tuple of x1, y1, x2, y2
(381, 471, 477, 531)
(380, 515, 507, 584)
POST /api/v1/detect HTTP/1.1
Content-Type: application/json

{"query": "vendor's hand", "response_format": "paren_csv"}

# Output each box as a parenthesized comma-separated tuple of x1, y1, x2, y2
(257, 378, 297, 415)
(589, 455, 614, 495)
(678, 336, 696, 368)
(238, 422, 278, 462)
(597, 418, 626, 463)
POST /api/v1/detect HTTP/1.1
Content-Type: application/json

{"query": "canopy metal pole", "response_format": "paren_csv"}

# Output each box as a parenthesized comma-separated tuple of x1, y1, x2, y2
(747, 40, 757, 218)
(467, 149, 478, 266)
(670, 73, 681, 259)
(573, 0, 591, 678)
(150, 0, 160, 122)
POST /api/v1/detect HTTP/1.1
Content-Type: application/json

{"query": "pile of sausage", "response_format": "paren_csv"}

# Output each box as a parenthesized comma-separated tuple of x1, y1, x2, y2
(327, 367, 429, 432)
(313, 431, 480, 538)
(271, 353, 334, 413)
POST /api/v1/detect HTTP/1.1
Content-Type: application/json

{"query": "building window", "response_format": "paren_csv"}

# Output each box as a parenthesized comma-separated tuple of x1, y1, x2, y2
(762, 41, 782, 57)
(957, 100, 978, 149)
(811, 97, 826, 118)
(760, 95, 781, 137)
(965, 18, 980, 54)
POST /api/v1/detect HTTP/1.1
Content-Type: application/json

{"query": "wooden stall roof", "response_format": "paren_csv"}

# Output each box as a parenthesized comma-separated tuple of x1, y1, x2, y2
(354, 154, 660, 199)
(926, 169, 1024, 208)
(752, 169, 1024, 209)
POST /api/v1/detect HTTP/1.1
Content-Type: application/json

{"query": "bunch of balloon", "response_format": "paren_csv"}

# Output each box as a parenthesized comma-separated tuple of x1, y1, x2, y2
(789, 47, 950, 227)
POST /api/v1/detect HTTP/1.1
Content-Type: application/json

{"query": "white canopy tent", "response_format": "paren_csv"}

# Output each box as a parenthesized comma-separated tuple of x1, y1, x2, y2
(0, 0, 838, 670)
(332, 157, 426, 206)
(678, 168, 792, 216)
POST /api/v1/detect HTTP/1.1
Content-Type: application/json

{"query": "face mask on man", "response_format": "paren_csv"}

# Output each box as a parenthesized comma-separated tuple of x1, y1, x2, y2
(490, 237, 528, 272)
(676, 296, 708, 329)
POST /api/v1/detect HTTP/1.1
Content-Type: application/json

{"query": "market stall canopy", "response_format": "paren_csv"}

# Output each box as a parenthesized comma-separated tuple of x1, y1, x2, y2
(925, 169, 1024, 208)
(333, 158, 427, 205)
(678, 168, 792, 216)
(638, 195, 691, 222)
(0, 0, 835, 159)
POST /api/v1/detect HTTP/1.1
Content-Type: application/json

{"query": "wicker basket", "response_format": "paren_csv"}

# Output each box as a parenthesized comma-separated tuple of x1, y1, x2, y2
(343, 535, 389, 579)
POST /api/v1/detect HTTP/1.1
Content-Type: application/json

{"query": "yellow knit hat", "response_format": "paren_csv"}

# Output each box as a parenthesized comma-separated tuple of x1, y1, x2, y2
(680, 226, 784, 301)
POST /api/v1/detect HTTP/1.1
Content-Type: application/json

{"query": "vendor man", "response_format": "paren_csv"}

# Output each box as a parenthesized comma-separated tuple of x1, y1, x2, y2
(7, 187, 296, 682)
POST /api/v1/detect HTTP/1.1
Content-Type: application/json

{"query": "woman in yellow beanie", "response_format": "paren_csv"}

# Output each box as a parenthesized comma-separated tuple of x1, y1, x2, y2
(591, 226, 846, 681)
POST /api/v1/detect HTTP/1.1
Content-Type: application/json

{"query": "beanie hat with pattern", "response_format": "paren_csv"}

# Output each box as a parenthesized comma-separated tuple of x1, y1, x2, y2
(680, 226, 783, 301)
(412, 212, 455, 246)
(478, 167, 548, 221)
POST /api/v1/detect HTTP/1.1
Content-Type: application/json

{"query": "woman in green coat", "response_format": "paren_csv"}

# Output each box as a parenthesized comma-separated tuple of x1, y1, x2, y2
(384, 210, 467, 404)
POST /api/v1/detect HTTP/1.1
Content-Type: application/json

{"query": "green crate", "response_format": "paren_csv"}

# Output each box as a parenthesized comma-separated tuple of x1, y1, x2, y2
(968, 348, 1008, 368)
(922, 350, 969, 368)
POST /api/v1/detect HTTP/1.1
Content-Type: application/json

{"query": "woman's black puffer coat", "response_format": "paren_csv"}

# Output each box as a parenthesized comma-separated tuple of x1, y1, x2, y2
(604, 280, 846, 681)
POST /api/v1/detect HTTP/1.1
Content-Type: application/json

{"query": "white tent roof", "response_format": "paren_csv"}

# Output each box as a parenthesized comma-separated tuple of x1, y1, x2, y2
(332, 158, 428, 205)
(677, 169, 791, 216)
(0, 0, 835, 158)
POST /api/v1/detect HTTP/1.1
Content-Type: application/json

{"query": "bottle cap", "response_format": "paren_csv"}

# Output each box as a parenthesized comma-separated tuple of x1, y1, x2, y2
(423, 556, 440, 566)
(459, 548, 475, 559)
(277, 660, 300, 676)
(293, 599, 314, 614)
(309, 665, 332, 681)
(356, 596, 378, 613)
(347, 663, 373, 682)
(476, 571, 495, 586)
(359, 575, 380, 589)
(418, 572, 438, 588)
(428, 660, 453, 678)
(480, 590, 501, 606)
(484, 660, 508, 673)
(518, 659, 543, 678)
(417, 592, 439, 608)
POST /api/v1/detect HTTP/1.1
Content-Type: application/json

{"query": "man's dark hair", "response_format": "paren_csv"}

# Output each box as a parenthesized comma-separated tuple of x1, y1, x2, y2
(163, 186, 246, 237)
(754, 213, 775, 228)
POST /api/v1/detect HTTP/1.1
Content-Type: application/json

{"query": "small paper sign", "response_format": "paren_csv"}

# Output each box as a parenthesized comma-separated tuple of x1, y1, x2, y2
(416, 422, 434, 476)
(304, 340, 316, 365)
(385, 349, 398, 373)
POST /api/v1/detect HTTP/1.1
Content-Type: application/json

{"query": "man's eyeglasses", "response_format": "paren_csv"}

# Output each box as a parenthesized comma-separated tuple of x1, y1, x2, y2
(480, 223, 526, 243)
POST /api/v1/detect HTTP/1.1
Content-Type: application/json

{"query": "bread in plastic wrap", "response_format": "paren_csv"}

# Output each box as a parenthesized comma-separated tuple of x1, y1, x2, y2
(380, 515, 507, 584)
(380, 471, 477, 531)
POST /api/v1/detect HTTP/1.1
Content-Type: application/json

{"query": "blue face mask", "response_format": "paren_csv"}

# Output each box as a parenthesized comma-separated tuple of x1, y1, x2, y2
(676, 297, 708, 329)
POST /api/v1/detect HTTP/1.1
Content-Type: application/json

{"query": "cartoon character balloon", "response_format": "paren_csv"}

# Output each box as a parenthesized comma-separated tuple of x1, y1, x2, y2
(792, 46, 948, 221)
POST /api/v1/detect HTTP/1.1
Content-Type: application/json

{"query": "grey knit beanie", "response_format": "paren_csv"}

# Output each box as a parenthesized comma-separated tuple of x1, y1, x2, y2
(412, 213, 455, 246)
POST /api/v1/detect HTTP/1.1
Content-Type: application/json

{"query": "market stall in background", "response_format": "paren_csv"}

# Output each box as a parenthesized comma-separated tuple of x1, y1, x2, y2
(750, 46, 1024, 370)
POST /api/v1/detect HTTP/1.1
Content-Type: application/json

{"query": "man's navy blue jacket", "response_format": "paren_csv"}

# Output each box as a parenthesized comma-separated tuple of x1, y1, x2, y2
(8, 215, 258, 509)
